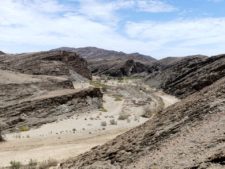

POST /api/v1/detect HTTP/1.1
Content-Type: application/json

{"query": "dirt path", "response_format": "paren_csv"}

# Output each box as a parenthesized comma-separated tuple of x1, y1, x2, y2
(154, 91, 180, 108)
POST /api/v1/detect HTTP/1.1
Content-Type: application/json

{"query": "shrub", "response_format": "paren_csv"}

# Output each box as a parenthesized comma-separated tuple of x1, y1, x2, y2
(10, 161, 21, 169)
(39, 159, 57, 169)
(109, 119, 117, 125)
(28, 159, 37, 168)
(118, 113, 130, 120)
(101, 121, 107, 126)
(19, 125, 30, 132)
(99, 107, 107, 112)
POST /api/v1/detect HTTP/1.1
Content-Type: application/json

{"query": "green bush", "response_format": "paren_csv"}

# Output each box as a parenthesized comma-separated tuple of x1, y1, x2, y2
(10, 161, 21, 169)
(19, 126, 30, 132)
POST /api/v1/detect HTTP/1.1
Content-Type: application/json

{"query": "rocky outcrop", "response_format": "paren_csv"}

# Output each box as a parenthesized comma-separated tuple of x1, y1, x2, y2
(120, 60, 150, 76)
(0, 51, 5, 55)
(1, 88, 102, 132)
(2, 51, 92, 80)
(146, 55, 225, 98)
(0, 51, 103, 133)
(60, 70, 225, 169)
(163, 54, 225, 98)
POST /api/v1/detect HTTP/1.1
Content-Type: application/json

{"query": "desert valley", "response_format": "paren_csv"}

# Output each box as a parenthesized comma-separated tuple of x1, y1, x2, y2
(0, 47, 225, 169)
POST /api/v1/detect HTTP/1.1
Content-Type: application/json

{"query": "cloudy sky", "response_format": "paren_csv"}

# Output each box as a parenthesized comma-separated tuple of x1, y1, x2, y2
(0, 0, 225, 58)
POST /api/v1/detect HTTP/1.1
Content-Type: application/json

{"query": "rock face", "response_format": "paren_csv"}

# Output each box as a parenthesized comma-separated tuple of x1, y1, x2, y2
(146, 55, 225, 98)
(0, 51, 5, 55)
(1, 88, 102, 132)
(60, 69, 225, 169)
(0, 51, 103, 133)
(52, 47, 156, 77)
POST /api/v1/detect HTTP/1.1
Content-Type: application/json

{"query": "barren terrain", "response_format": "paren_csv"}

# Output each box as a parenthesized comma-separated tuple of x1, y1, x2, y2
(0, 78, 178, 167)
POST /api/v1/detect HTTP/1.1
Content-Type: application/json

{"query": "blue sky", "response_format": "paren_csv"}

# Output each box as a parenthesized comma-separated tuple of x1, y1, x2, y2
(0, 0, 225, 58)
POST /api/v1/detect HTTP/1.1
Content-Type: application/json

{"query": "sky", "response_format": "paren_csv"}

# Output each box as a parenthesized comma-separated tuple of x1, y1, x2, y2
(0, 0, 225, 58)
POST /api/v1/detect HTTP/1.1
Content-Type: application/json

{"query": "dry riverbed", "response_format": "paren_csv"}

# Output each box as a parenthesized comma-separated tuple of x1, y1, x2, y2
(0, 79, 179, 167)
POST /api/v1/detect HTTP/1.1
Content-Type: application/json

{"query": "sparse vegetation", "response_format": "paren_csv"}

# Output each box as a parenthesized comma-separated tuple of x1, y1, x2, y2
(141, 99, 165, 118)
(99, 106, 108, 112)
(101, 121, 107, 126)
(10, 161, 21, 169)
(90, 80, 107, 89)
(118, 113, 130, 120)
(19, 125, 30, 132)
(110, 119, 117, 125)
(39, 159, 58, 169)
(28, 159, 37, 168)
(113, 95, 123, 101)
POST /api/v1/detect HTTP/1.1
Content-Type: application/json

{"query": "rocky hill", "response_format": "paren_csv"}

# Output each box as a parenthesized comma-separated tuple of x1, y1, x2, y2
(52, 47, 156, 77)
(60, 61, 225, 169)
(146, 55, 225, 98)
(1, 51, 91, 80)
(0, 51, 5, 55)
(0, 51, 103, 133)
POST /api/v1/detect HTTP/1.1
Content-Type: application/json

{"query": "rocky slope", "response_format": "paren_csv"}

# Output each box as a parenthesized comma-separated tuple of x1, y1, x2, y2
(0, 51, 5, 55)
(0, 51, 91, 80)
(146, 54, 225, 98)
(0, 51, 103, 133)
(60, 67, 225, 169)
(1, 88, 102, 132)
(53, 47, 156, 77)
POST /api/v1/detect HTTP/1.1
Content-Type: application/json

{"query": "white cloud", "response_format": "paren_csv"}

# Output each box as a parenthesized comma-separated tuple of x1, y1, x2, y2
(0, 0, 225, 59)
(125, 18, 225, 57)
(137, 0, 176, 13)
(77, 0, 176, 23)
(0, 0, 154, 56)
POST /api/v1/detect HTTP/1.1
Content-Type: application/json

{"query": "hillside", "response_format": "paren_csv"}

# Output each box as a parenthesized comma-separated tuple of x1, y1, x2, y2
(52, 47, 156, 76)
(1, 51, 91, 79)
(0, 51, 102, 133)
(145, 55, 225, 98)
(60, 63, 225, 169)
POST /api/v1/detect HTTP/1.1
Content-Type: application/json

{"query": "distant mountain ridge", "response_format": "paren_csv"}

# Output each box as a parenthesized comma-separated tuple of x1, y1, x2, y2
(52, 47, 156, 63)
(52, 47, 156, 76)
